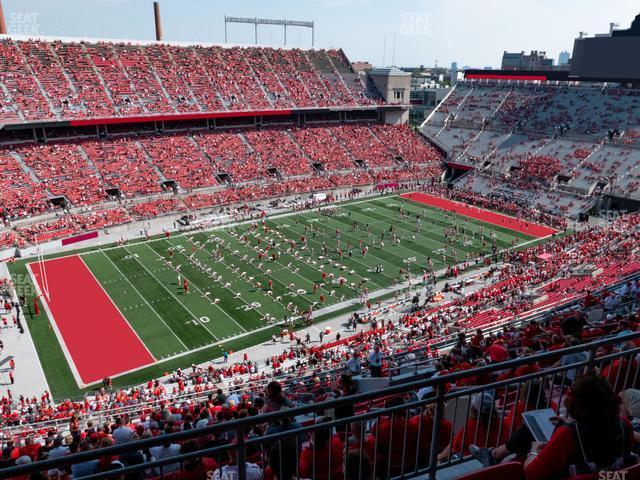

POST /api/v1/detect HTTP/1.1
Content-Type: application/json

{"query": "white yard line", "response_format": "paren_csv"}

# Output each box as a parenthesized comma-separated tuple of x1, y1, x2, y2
(254, 219, 380, 290)
(120, 245, 220, 339)
(340, 203, 491, 264)
(271, 217, 390, 289)
(186, 239, 304, 314)
(147, 240, 249, 333)
(203, 230, 324, 305)
(96, 250, 189, 351)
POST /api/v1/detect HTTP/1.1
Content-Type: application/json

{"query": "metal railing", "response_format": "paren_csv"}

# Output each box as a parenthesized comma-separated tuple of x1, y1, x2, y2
(2, 331, 640, 480)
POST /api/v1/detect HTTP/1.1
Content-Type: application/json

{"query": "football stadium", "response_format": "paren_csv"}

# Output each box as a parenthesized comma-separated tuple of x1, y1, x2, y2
(1, 1, 640, 479)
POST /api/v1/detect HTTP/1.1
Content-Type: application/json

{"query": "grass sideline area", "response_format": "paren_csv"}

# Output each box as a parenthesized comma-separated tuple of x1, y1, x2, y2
(8, 194, 547, 400)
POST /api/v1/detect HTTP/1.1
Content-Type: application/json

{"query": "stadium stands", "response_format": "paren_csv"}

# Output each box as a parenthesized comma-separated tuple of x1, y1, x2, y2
(0, 152, 52, 220)
(0, 123, 442, 245)
(0, 39, 382, 122)
(423, 80, 640, 211)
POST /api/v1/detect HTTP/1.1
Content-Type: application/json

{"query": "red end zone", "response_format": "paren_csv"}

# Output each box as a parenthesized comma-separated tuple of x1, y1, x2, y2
(400, 192, 557, 238)
(30, 255, 154, 385)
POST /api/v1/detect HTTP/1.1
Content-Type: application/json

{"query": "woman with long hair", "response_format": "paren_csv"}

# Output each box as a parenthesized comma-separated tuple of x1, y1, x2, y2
(525, 373, 636, 479)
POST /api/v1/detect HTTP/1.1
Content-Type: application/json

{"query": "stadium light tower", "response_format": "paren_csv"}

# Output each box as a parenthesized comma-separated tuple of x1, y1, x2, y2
(224, 16, 315, 46)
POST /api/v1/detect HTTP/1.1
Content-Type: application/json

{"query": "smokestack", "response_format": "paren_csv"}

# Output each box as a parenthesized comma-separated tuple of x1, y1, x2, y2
(0, 0, 7, 35)
(153, 2, 162, 41)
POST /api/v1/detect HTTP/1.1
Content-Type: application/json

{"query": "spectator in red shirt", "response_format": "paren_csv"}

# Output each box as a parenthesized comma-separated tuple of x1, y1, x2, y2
(501, 380, 548, 436)
(601, 343, 639, 393)
(18, 436, 40, 461)
(408, 405, 453, 467)
(485, 336, 509, 363)
(525, 373, 635, 480)
(438, 391, 500, 461)
(366, 396, 412, 475)
(299, 417, 344, 480)
(547, 334, 565, 352)
(470, 329, 485, 357)
(583, 290, 599, 308)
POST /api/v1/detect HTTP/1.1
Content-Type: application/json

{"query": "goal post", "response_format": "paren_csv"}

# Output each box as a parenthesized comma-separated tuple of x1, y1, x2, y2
(35, 239, 50, 302)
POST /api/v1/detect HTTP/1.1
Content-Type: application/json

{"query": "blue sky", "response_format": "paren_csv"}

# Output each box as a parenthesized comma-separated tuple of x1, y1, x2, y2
(3, 0, 639, 68)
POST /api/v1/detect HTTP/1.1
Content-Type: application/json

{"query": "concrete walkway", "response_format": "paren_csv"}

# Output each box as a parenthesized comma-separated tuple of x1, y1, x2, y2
(0, 262, 50, 399)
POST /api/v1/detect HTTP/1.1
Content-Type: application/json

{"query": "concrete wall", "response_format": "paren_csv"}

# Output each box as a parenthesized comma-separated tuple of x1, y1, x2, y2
(381, 109, 409, 124)
(368, 69, 411, 104)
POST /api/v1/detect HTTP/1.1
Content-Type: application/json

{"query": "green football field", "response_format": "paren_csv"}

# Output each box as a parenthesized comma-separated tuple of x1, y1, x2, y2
(9, 194, 540, 399)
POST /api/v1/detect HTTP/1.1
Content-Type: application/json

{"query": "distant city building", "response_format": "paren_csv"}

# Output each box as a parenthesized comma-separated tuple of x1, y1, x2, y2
(558, 50, 570, 66)
(450, 62, 458, 84)
(501, 50, 554, 70)
(351, 61, 373, 73)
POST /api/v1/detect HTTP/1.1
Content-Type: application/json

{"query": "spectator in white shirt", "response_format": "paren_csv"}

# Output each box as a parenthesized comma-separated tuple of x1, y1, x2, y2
(112, 417, 134, 445)
(150, 429, 181, 476)
(368, 345, 384, 377)
(213, 449, 263, 480)
(346, 354, 362, 375)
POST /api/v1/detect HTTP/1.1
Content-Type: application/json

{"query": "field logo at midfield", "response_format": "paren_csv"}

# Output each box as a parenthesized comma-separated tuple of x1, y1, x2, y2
(362, 207, 375, 212)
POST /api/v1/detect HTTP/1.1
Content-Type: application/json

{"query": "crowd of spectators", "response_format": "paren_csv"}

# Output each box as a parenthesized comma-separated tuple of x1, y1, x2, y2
(0, 152, 52, 221)
(438, 82, 640, 138)
(0, 122, 446, 246)
(15, 210, 132, 244)
(427, 81, 640, 206)
(0, 39, 382, 122)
